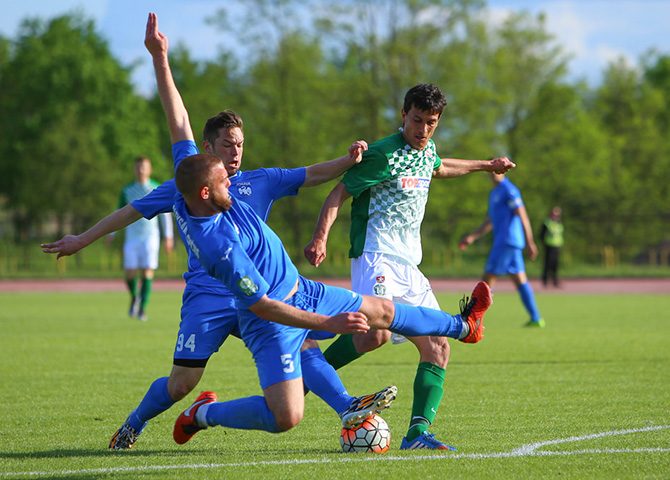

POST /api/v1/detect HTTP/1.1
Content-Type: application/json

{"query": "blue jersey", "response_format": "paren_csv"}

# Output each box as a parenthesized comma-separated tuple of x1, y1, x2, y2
(172, 194, 299, 309)
(488, 177, 525, 249)
(131, 140, 305, 295)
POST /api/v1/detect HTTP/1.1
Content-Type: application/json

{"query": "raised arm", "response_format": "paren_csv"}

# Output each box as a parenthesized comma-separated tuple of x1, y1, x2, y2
(304, 182, 351, 267)
(302, 140, 367, 187)
(41, 204, 142, 259)
(144, 12, 193, 144)
(433, 156, 515, 178)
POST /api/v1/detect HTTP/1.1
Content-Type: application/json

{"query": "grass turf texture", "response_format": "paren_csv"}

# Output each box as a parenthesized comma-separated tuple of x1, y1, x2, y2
(1, 290, 668, 479)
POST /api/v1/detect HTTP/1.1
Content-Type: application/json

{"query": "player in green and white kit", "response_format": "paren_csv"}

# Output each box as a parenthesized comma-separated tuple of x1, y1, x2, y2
(113, 156, 173, 321)
(305, 84, 514, 450)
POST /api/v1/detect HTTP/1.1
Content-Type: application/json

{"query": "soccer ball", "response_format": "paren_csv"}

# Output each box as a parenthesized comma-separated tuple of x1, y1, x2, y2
(340, 414, 391, 453)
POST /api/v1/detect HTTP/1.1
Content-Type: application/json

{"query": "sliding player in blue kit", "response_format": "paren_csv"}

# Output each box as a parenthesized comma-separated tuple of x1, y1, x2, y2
(42, 13, 394, 449)
(43, 12, 491, 447)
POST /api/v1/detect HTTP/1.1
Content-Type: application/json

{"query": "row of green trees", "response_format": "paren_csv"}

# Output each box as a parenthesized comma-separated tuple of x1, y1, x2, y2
(1, 0, 668, 269)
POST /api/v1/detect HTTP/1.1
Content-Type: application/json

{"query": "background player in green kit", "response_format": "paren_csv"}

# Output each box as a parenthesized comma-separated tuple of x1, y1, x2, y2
(304, 83, 514, 450)
(112, 155, 173, 321)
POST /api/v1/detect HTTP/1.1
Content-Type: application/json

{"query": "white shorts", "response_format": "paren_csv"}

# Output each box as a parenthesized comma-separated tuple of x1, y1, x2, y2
(351, 252, 440, 343)
(123, 236, 160, 270)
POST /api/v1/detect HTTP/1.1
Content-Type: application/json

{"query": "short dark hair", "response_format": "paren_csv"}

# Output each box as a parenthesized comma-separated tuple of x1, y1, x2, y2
(135, 155, 151, 165)
(203, 110, 244, 145)
(175, 153, 223, 199)
(403, 84, 447, 116)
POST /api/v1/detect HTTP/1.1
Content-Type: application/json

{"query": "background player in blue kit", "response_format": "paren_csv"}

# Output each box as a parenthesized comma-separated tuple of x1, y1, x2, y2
(41, 13, 385, 450)
(459, 171, 544, 327)
(169, 148, 491, 442)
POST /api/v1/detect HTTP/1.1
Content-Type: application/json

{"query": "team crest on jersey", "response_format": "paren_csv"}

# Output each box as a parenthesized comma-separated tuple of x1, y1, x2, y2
(373, 283, 386, 296)
(237, 183, 252, 196)
(376, 275, 385, 283)
(238, 276, 258, 296)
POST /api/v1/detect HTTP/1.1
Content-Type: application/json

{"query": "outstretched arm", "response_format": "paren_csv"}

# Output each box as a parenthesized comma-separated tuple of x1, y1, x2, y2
(249, 295, 369, 334)
(145, 12, 193, 144)
(302, 140, 367, 187)
(304, 182, 351, 267)
(434, 156, 515, 178)
(459, 217, 493, 250)
(41, 204, 142, 259)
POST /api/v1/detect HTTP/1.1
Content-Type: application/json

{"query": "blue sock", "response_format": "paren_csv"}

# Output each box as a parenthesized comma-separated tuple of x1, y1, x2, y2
(390, 303, 463, 338)
(127, 376, 174, 432)
(204, 396, 280, 432)
(518, 282, 541, 321)
(301, 347, 352, 415)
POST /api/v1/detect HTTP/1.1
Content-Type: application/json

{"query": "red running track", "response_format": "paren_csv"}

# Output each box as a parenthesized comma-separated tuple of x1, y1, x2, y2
(0, 278, 668, 294)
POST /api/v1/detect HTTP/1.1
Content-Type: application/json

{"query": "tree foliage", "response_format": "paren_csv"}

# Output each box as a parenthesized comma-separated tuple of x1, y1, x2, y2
(0, 1, 668, 267)
(0, 14, 163, 239)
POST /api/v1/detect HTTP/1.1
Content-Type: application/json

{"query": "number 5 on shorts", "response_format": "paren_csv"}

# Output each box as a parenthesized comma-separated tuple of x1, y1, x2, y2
(280, 354, 294, 373)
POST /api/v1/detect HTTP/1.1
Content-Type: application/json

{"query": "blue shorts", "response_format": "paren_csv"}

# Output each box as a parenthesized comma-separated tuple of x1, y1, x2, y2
(485, 245, 526, 275)
(173, 289, 241, 367)
(238, 276, 363, 389)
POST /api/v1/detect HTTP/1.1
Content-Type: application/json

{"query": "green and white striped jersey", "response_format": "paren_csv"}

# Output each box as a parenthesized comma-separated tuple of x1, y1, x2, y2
(118, 179, 167, 242)
(342, 131, 440, 266)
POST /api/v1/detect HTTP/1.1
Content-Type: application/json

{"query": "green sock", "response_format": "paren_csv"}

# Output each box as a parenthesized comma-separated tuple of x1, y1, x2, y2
(323, 334, 363, 371)
(126, 277, 138, 301)
(406, 362, 446, 441)
(139, 277, 153, 312)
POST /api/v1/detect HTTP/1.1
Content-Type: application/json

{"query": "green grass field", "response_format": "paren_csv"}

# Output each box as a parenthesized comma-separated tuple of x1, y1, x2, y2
(1, 290, 669, 479)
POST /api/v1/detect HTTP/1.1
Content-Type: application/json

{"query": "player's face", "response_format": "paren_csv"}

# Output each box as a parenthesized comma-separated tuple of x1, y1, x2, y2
(210, 127, 244, 176)
(135, 159, 151, 183)
(401, 106, 441, 150)
(209, 164, 233, 212)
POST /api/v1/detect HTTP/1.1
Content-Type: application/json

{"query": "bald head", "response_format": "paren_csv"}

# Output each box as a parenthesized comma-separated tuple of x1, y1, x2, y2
(175, 153, 223, 199)
(175, 153, 233, 215)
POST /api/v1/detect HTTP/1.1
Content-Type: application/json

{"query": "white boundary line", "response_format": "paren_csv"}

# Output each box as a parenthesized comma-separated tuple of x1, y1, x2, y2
(2, 425, 669, 477)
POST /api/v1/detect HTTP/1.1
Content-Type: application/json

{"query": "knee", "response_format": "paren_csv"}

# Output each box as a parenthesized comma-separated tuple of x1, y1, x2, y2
(354, 329, 391, 354)
(418, 337, 451, 367)
(360, 297, 396, 329)
(378, 299, 396, 326)
(301, 338, 319, 351)
(168, 376, 198, 402)
(272, 406, 304, 432)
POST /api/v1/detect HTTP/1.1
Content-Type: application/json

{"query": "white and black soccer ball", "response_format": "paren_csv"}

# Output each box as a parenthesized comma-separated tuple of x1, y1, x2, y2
(340, 414, 391, 453)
